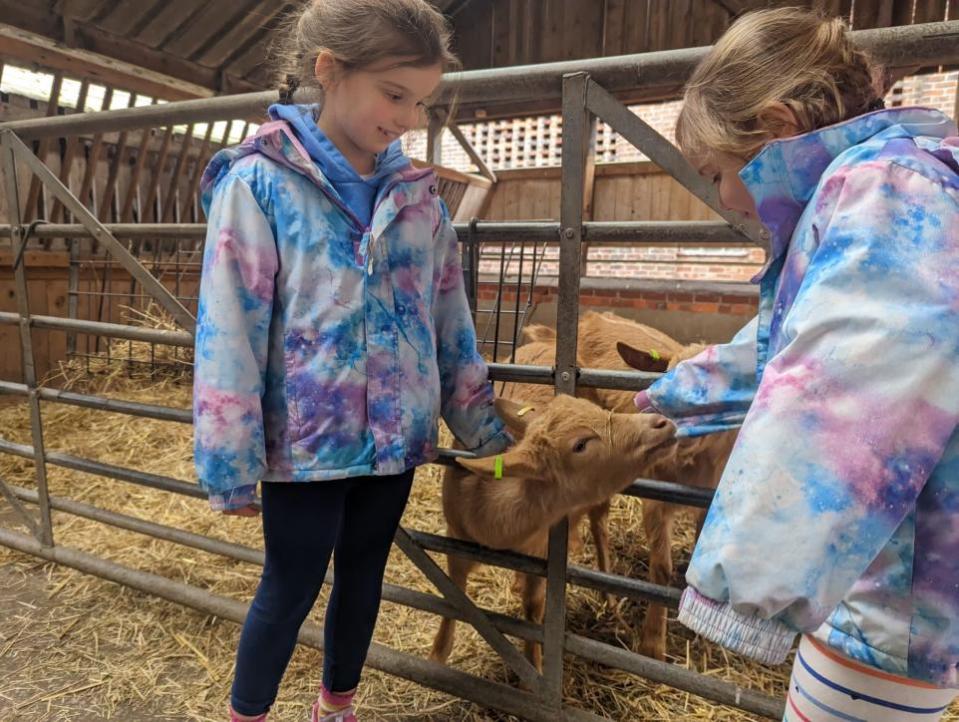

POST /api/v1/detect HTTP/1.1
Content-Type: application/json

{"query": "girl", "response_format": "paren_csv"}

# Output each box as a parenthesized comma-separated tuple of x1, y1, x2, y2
(635, 8, 959, 720)
(192, 1, 510, 720)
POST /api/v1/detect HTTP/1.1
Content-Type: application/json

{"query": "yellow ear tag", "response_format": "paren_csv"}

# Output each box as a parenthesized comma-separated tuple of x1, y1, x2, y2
(649, 349, 661, 361)
(494, 455, 504, 480)
(517, 405, 535, 417)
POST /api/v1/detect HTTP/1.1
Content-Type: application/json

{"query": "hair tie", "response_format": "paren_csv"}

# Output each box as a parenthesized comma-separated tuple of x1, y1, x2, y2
(279, 74, 300, 104)
(866, 97, 886, 112)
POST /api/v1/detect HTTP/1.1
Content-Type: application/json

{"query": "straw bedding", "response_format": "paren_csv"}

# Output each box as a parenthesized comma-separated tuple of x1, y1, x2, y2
(0, 313, 955, 721)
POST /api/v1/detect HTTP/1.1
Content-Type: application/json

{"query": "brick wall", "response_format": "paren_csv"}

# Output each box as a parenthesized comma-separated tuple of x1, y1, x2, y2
(405, 71, 958, 171)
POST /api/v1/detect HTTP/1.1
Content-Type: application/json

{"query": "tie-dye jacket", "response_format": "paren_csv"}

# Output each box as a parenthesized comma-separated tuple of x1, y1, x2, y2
(643, 108, 959, 686)
(193, 121, 509, 511)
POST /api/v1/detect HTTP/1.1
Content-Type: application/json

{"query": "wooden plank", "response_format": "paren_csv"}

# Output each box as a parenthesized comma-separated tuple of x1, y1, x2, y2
(164, 0, 257, 59)
(23, 72, 63, 222)
(542, 0, 566, 63)
(63, 0, 114, 22)
(224, 33, 275, 80)
(912, 0, 946, 23)
(0, 277, 22, 382)
(161, 124, 196, 222)
(669, 0, 693, 50)
(26, 272, 51, 381)
(0, 22, 213, 101)
(97, 93, 140, 222)
(142, 126, 175, 223)
(564, 0, 603, 60)
(49, 79, 90, 224)
(44, 277, 68, 369)
(892, 0, 916, 25)
(490, 0, 511, 67)
(852, 0, 895, 27)
(623, 0, 650, 53)
(120, 102, 159, 222)
(98, 0, 165, 36)
(451, 0, 493, 70)
(196, 0, 288, 67)
(76, 87, 114, 217)
(135, 0, 206, 48)
(603, 0, 627, 55)
(178, 122, 216, 221)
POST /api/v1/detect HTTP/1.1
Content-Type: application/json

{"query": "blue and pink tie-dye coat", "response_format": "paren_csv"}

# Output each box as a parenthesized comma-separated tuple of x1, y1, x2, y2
(645, 108, 959, 686)
(193, 121, 508, 511)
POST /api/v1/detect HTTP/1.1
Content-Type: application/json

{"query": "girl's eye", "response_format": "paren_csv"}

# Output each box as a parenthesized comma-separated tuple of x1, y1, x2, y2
(572, 438, 591, 454)
(386, 92, 403, 102)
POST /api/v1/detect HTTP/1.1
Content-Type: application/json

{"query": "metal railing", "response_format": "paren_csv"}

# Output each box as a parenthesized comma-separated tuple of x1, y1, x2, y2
(2, 19, 958, 721)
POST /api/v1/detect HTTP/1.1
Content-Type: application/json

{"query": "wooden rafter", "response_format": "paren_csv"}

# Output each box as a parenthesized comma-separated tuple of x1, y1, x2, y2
(0, 23, 213, 101)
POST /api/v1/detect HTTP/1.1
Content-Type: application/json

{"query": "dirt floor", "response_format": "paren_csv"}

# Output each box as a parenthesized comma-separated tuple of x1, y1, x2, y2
(0, 357, 956, 721)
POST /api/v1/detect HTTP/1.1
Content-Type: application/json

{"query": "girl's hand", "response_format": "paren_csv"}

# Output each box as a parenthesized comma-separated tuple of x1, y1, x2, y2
(222, 504, 260, 517)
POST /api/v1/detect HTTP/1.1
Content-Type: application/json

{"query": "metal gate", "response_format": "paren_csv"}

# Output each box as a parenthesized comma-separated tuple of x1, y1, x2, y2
(1, 19, 957, 721)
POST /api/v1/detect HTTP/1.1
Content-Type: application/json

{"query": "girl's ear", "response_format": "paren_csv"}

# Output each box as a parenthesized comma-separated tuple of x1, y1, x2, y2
(314, 50, 338, 90)
(756, 101, 802, 141)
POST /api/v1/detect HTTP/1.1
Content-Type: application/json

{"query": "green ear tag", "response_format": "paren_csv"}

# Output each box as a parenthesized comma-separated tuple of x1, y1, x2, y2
(494, 455, 504, 480)
(649, 349, 661, 361)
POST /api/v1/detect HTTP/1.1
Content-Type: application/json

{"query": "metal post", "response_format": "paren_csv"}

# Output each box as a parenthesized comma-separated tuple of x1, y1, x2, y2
(427, 110, 444, 165)
(541, 71, 591, 708)
(0, 132, 54, 546)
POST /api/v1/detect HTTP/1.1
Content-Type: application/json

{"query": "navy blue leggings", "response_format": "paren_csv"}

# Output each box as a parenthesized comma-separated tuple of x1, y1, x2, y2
(230, 471, 414, 716)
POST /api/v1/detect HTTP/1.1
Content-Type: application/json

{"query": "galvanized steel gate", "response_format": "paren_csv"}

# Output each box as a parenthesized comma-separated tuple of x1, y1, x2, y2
(2, 21, 957, 721)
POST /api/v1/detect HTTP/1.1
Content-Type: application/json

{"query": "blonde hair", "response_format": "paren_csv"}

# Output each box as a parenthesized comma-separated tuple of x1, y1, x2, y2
(273, 0, 459, 99)
(676, 7, 882, 160)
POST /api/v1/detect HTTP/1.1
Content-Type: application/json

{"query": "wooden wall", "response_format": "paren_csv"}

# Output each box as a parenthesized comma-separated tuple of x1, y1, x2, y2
(483, 161, 719, 222)
(452, 0, 956, 73)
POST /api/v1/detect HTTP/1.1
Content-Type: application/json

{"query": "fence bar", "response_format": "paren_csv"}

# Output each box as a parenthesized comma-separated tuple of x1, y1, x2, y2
(0, 220, 752, 245)
(585, 79, 766, 248)
(393, 528, 544, 690)
(408, 530, 683, 607)
(2, 22, 957, 139)
(621, 478, 714, 507)
(9, 483, 543, 646)
(2, 131, 197, 332)
(0, 527, 605, 722)
(0, 380, 192, 423)
(0, 312, 194, 347)
(0, 436, 204, 499)
(564, 634, 784, 719)
(1, 131, 54, 547)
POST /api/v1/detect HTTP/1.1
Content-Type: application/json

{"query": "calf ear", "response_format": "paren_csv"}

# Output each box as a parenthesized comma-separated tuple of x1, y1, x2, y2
(616, 342, 669, 373)
(494, 398, 541, 434)
(457, 447, 542, 480)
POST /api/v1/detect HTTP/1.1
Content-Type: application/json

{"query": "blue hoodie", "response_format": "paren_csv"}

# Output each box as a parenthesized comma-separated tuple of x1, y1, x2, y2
(268, 103, 410, 226)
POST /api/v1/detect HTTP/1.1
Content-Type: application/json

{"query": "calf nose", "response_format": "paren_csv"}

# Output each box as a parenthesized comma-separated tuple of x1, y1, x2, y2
(651, 416, 670, 429)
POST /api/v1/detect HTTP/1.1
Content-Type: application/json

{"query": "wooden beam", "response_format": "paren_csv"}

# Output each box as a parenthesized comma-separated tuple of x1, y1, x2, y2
(0, 23, 213, 101)
(195, 0, 288, 67)
(711, 0, 757, 15)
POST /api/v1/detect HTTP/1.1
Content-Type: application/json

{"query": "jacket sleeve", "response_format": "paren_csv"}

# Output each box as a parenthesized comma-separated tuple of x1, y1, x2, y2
(431, 205, 511, 456)
(678, 161, 959, 664)
(637, 315, 760, 437)
(193, 173, 278, 510)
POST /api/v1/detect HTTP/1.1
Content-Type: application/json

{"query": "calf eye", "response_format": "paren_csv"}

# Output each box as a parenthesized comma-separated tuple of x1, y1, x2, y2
(572, 438, 591, 454)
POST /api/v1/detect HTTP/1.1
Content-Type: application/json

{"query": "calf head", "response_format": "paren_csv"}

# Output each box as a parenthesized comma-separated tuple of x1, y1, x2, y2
(458, 395, 675, 510)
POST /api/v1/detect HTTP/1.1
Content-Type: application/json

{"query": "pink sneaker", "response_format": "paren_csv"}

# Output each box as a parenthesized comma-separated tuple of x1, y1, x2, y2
(230, 710, 267, 722)
(310, 687, 357, 722)
(310, 701, 356, 722)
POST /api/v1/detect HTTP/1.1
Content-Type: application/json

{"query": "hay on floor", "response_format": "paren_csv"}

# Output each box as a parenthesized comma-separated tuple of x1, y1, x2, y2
(0, 314, 954, 721)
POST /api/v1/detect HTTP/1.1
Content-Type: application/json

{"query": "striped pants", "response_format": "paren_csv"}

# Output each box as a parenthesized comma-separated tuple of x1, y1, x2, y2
(784, 636, 957, 722)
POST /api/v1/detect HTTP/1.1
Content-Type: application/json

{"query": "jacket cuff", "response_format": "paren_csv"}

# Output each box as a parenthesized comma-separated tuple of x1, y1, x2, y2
(677, 587, 796, 665)
(634, 390, 661, 413)
(470, 428, 514, 457)
(208, 484, 259, 511)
